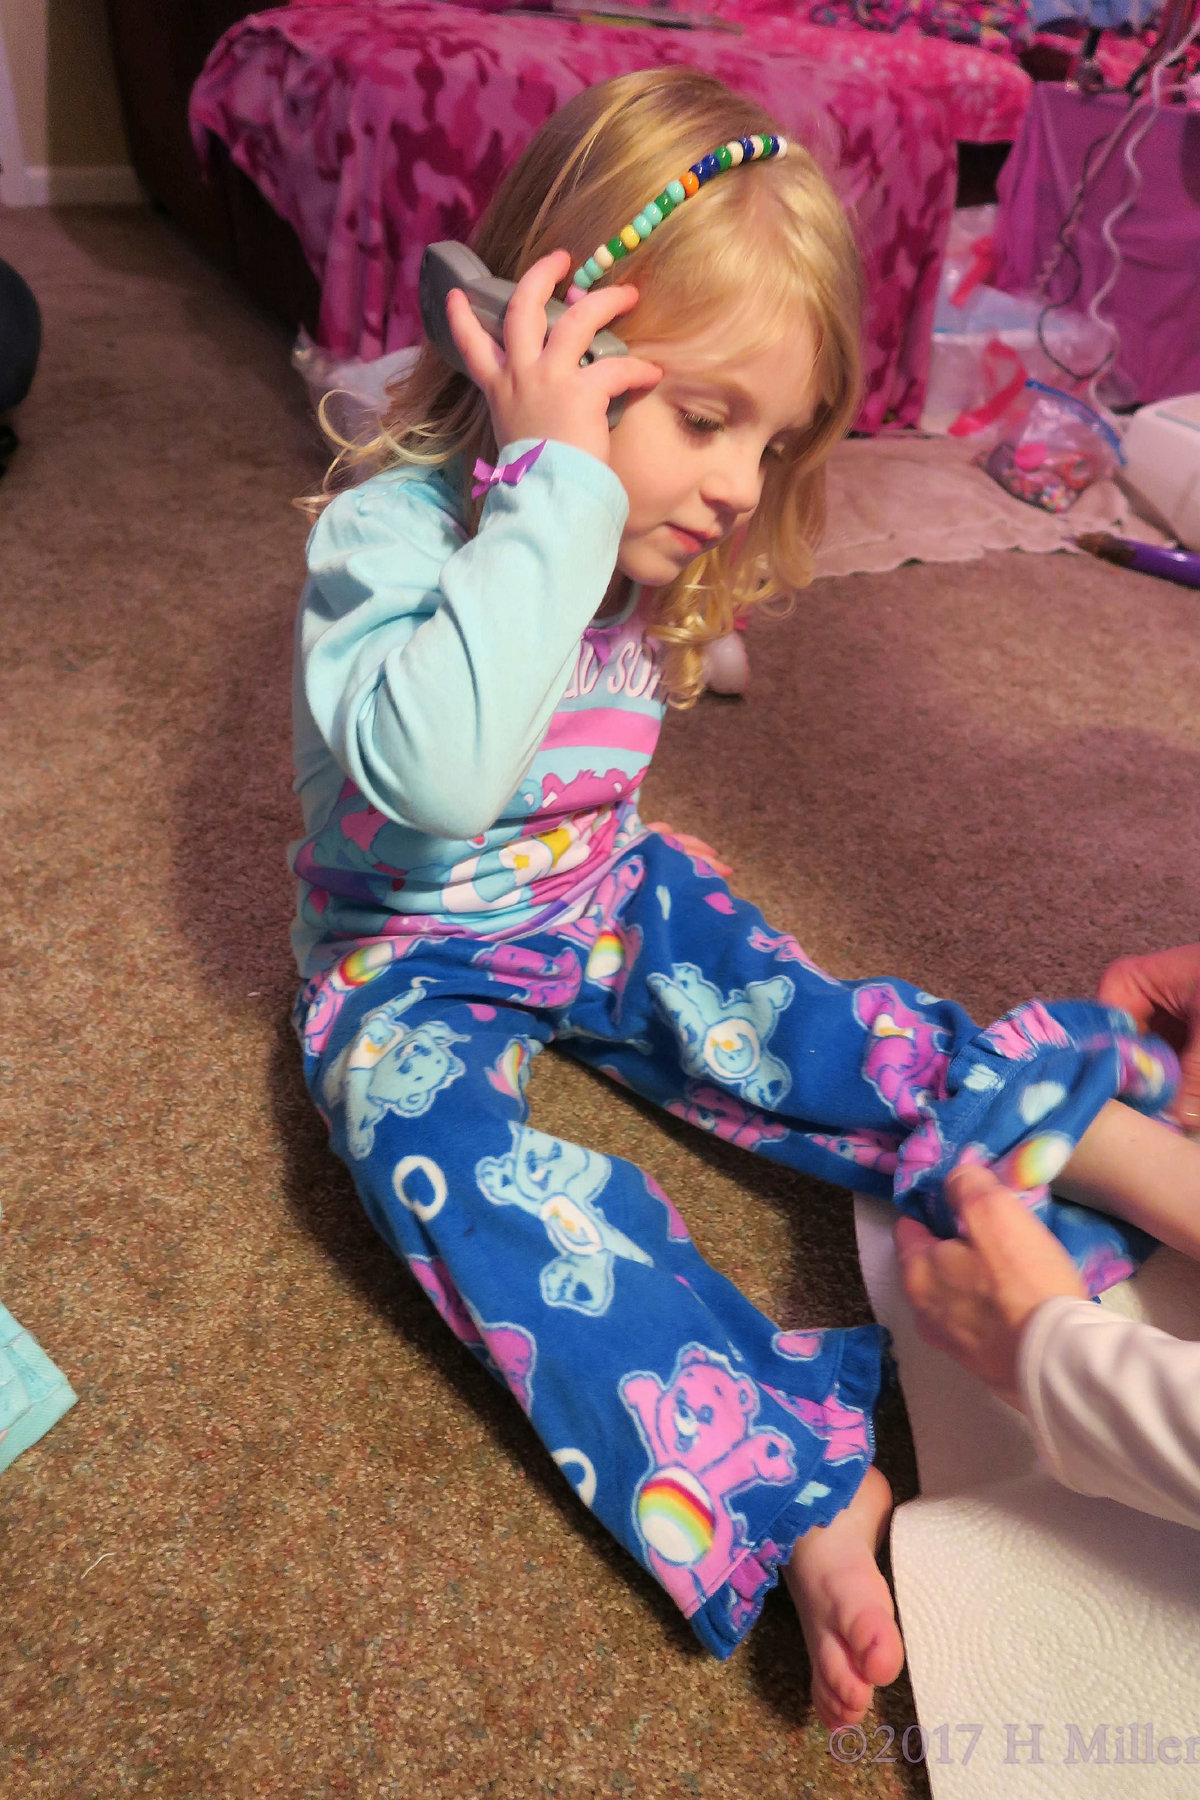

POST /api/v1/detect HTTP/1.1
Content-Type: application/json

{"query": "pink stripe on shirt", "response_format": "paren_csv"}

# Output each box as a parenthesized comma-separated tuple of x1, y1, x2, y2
(541, 707, 662, 755)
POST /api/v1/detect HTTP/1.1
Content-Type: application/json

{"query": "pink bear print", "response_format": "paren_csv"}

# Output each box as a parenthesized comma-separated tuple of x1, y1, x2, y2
(1076, 1243, 1136, 1299)
(300, 938, 419, 1056)
(748, 925, 841, 988)
(529, 768, 640, 826)
(854, 984, 951, 1127)
(772, 1330, 824, 1361)
(559, 856, 644, 952)
(762, 1385, 872, 1465)
(559, 858, 644, 1006)
(339, 796, 391, 859)
(644, 825, 732, 882)
(809, 1128, 902, 1177)
(644, 1173, 691, 1243)
(893, 1113, 946, 1197)
(483, 1323, 537, 1415)
(471, 942, 582, 1009)
(408, 1257, 536, 1413)
(666, 1083, 789, 1152)
(620, 1344, 797, 1612)
(980, 1001, 1071, 1062)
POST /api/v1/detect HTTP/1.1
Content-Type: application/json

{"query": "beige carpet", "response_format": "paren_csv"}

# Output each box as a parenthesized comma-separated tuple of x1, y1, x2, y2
(3, 203, 1199, 1800)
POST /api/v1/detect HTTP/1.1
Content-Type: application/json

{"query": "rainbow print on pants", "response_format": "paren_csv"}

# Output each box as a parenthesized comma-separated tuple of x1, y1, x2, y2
(636, 1466, 716, 1566)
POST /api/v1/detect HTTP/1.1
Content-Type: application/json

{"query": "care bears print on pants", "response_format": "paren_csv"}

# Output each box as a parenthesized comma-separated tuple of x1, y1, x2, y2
(476, 1124, 652, 1315)
(621, 1344, 800, 1613)
(297, 829, 1178, 1660)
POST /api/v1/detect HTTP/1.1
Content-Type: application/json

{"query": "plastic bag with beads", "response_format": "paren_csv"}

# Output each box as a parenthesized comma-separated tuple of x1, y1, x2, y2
(978, 381, 1124, 513)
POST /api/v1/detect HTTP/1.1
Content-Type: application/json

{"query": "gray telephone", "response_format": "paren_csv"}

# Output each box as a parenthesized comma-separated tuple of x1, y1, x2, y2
(418, 241, 631, 427)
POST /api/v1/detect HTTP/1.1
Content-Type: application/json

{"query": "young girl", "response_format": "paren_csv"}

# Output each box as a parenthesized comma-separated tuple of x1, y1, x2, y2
(289, 68, 1200, 1729)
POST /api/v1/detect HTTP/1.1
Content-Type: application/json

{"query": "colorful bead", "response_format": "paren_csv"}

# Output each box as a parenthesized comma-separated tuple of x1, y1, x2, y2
(565, 284, 588, 305)
(574, 136, 789, 286)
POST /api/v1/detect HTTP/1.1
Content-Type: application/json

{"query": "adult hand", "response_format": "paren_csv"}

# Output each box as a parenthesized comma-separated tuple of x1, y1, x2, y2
(1097, 943, 1200, 1128)
(893, 1165, 1087, 1409)
(446, 250, 662, 466)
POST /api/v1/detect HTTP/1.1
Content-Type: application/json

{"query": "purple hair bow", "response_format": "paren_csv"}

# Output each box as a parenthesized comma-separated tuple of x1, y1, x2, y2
(472, 439, 546, 499)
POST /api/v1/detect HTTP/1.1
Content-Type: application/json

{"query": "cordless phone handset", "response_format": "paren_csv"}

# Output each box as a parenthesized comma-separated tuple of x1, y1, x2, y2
(418, 241, 630, 427)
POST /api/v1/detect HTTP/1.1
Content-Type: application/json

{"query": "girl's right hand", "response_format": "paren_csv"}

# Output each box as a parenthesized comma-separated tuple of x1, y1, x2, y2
(445, 249, 662, 466)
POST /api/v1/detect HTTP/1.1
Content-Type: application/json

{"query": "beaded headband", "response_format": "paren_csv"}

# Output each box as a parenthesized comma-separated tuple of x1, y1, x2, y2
(566, 132, 788, 305)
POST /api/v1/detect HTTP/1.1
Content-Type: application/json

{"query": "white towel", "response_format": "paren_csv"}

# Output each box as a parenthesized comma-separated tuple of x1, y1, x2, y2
(853, 1196, 1200, 1799)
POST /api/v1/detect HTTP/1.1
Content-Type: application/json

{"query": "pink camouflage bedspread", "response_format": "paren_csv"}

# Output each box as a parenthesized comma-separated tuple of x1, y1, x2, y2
(190, 1, 1031, 430)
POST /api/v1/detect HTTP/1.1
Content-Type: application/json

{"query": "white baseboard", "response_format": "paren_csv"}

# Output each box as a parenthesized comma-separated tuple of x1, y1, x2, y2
(4, 162, 144, 207)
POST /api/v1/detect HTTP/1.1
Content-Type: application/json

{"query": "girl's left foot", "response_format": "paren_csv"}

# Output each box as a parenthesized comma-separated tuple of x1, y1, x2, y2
(782, 1464, 905, 1730)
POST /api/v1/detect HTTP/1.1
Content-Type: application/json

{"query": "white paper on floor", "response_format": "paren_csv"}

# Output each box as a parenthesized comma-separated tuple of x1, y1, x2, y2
(817, 438, 1168, 581)
(853, 1195, 1200, 1799)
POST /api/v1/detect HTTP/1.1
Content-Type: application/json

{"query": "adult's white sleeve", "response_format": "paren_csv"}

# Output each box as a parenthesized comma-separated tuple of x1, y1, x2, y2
(1017, 1294, 1200, 1531)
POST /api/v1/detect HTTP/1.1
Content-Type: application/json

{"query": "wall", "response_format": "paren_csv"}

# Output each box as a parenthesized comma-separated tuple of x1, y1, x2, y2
(0, 0, 138, 204)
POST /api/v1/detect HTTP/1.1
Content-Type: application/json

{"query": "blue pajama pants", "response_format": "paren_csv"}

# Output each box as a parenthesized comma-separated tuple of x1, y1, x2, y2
(294, 831, 1177, 1658)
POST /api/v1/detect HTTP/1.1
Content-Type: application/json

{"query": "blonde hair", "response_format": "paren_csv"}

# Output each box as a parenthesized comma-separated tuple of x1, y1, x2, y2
(307, 68, 863, 706)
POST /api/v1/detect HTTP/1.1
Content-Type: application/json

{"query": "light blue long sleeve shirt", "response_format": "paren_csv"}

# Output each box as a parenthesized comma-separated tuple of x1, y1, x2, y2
(290, 439, 668, 976)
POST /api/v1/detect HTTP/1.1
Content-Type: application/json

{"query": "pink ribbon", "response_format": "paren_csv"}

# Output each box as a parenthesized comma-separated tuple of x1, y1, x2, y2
(950, 233, 997, 310)
(948, 338, 1028, 439)
(472, 439, 547, 499)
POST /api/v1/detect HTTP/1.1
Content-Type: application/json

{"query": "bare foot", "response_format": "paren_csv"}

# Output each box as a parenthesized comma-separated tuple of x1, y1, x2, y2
(783, 1464, 905, 1730)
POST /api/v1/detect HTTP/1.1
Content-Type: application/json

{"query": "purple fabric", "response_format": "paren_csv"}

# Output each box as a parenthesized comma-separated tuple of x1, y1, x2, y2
(189, 1, 1030, 432)
(993, 84, 1200, 407)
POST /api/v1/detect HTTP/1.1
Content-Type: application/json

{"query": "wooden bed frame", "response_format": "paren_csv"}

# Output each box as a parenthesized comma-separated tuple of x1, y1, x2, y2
(104, 0, 321, 334)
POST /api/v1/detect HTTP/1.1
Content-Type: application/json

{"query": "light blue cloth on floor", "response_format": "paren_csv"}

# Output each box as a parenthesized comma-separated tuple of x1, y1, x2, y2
(0, 1301, 77, 1475)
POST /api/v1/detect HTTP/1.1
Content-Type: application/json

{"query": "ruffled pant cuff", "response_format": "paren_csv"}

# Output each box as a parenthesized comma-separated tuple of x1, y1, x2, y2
(688, 1323, 888, 1659)
(892, 999, 1179, 1295)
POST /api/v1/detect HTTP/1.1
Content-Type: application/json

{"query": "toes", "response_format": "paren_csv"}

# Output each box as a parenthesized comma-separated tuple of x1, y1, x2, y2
(815, 1632, 874, 1730)
(846, 1604, 905, 1688)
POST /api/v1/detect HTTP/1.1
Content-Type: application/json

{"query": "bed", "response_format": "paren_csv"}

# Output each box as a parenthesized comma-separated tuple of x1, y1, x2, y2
(190, 0, 1034, 430)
